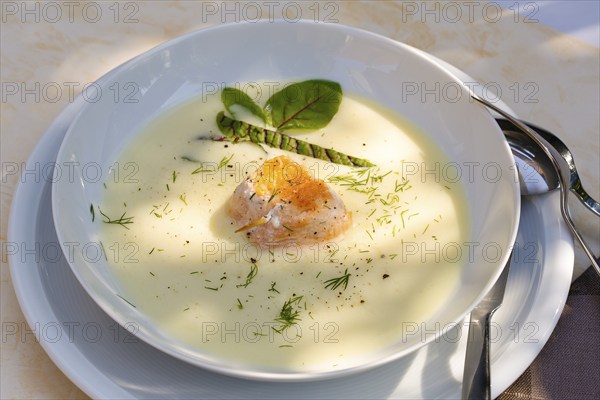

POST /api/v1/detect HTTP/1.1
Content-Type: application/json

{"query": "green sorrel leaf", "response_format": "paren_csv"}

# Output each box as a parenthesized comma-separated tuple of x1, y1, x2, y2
(221, 87, 266, 123)
(265, 80, 342, 132)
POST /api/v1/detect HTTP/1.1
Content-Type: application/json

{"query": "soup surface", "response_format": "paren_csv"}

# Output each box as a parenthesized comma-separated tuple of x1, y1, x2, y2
(98, 88, 470, 372)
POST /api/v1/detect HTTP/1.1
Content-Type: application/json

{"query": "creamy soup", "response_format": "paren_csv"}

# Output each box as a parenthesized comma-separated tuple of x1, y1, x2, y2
(98, 88, 470, 372)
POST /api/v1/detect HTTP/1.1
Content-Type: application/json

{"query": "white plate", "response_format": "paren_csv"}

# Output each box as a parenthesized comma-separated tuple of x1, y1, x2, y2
(8, 50, 573, 398)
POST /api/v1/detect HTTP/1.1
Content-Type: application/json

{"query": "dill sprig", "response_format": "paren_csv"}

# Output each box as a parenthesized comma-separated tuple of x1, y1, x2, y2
(116, 294, 136, 308)
(99, 241, 107, 261)
(191, 154, 234, 174)
(218, 154, 234, 170)
(237, 263, 258, 288)
(273, 295, 303, 333)
(181, 156, 201, 163)
(268, 281, 280, 294)
(324, 268, 350, 291)
(328, 166, 422, 240)
(99, 209, 134, 229)
(267, 189, 280, 203)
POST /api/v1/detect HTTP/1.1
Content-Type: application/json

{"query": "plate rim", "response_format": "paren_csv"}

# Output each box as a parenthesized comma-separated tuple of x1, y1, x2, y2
(7, 107, 573, 397)
(7, 23, 571, 398)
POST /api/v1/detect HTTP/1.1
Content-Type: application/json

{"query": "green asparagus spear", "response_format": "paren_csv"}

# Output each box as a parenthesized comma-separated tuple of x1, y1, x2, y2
(216, 112, 375, 168)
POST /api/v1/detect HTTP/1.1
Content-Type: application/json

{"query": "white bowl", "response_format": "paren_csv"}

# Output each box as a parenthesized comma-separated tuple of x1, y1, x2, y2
(52, 21, 519, 380)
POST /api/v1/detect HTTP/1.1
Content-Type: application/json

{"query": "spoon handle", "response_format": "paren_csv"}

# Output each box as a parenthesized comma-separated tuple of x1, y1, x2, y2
(472, 94, 600, 276)
(570, 179, 600, 217)
(515, 120, 600, 217)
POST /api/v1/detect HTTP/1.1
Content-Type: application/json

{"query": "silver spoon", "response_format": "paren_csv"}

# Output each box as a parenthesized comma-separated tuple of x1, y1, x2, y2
(498, 118, 600, 216)
(472, 94, 600, 275)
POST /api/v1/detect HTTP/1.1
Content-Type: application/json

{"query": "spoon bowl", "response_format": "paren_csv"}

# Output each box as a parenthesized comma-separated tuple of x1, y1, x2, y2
(473, 103, 600, 275)
(498, 118, 600, 217)
(501, 121, 559, 196)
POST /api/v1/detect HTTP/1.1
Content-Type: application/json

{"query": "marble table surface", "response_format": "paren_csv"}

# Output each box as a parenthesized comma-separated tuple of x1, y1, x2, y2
(1, 1, 598, 398)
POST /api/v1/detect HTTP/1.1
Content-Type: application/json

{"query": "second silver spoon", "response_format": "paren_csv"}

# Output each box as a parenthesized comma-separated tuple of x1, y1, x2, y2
(498, 118, 600, 216)
(472, 94, 599, 275)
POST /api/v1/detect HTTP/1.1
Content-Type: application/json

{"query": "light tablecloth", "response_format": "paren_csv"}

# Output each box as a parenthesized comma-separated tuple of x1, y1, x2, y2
(1, 1, 598, 398)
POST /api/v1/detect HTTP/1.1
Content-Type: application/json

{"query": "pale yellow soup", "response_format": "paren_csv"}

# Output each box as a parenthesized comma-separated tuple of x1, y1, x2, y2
(99, 89, 470, 372)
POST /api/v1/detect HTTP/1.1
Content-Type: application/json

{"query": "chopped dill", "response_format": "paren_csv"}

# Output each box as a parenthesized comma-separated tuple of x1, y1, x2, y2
(99, 209, 134, 229)
(183, 307, 190, 311)
(324, 268, 350, 291)
(116, 294, 136, 308)
(237, 263, 258, 288)
(192, 166, 211, 174)
(190, 271, 199, 275)
(269, 282, 280, 294)
(400, 209, 408, 228)
(181, 156, 201, 163)
(90, 204, 95, 222)
(249, 192, 256, 200)
(99, 241, 107, 261)
(166, 183, 170, 191)
(394, 178, 411, 192)
(282, 225, 293, 231)
(329, 247, 339, 259)
(237, 298, 243, 310)
(218, 154, 234, 170)
(149, 247, 155, 255)
(149, 271, 155, 276)
(267, 189, 280, 203)
(172, 171, 178, 183)
(273, 295, 303, 333)
(422, 224, 430, 234)
(204, 286, 219, 291)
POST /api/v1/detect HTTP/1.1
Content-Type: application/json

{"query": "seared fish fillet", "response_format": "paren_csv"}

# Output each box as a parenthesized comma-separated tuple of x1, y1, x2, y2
(228, 156, 351, 246)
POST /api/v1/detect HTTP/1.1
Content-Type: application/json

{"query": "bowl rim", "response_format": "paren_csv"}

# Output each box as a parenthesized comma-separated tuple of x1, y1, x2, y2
(52, 19, 520, 381)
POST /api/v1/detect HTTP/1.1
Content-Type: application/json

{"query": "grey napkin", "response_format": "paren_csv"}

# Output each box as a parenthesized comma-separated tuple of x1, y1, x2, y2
(499, 268, 600, 399)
